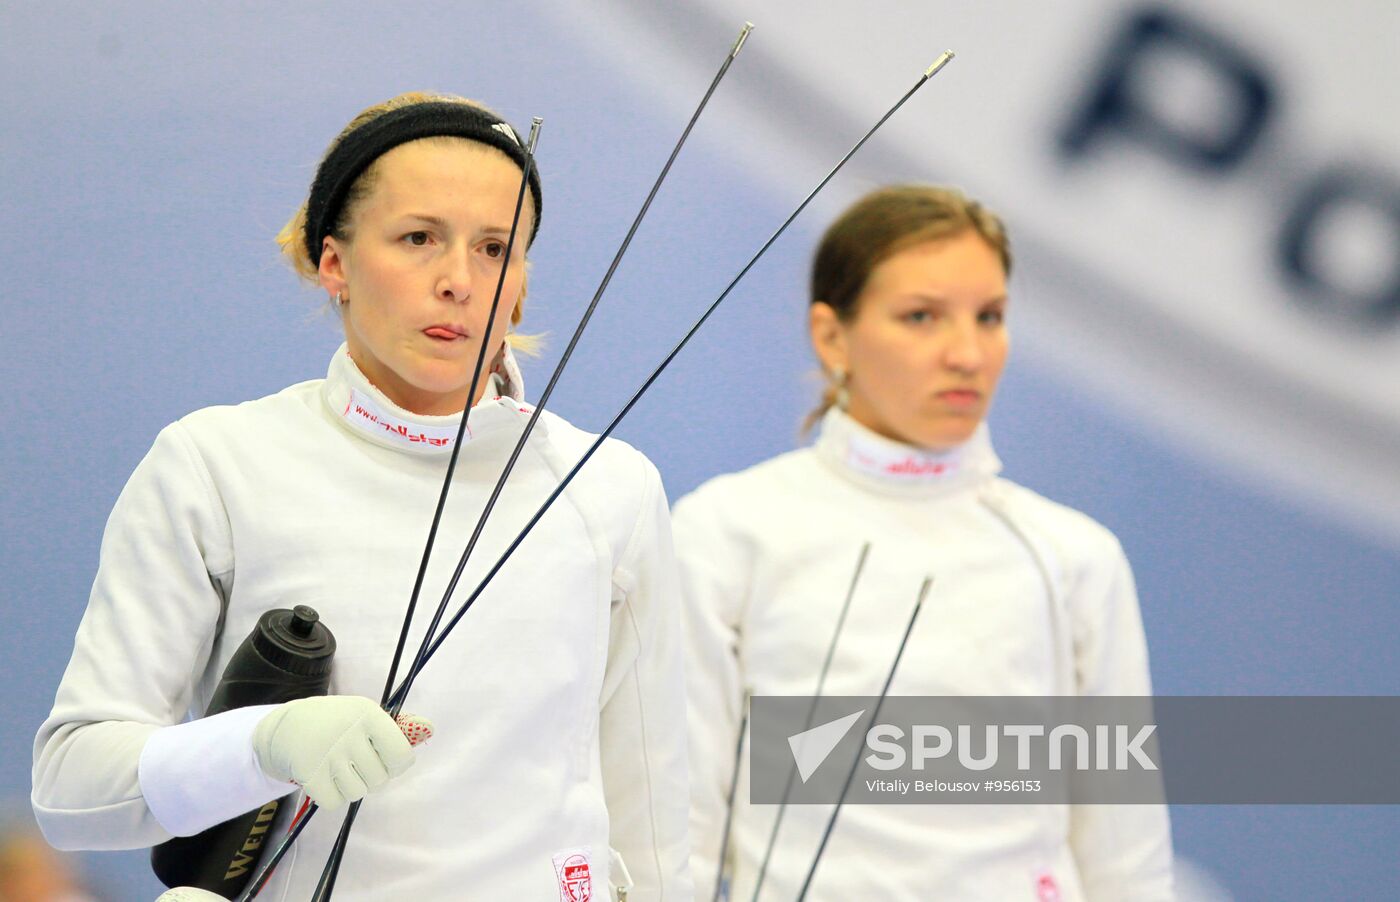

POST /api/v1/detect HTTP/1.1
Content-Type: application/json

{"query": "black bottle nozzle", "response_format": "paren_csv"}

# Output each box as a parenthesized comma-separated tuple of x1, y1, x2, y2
(288, 605, 318, 639)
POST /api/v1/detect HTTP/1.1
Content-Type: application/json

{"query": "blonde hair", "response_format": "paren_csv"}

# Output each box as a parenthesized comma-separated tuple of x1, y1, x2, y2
(804, 185, 1011, 431)
(276, 91, 541, 354)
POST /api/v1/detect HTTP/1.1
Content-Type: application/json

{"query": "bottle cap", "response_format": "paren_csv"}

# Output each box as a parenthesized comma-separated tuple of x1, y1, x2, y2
(251, 606, 336, 677)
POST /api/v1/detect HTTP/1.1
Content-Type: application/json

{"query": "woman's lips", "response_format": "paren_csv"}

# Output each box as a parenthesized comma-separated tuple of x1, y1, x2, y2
(936, 389, 982, 407)
(423, 326, 466, 341)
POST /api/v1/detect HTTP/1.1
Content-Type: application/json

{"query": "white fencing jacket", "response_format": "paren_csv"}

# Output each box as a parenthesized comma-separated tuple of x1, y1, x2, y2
(674, 408, 1172, 901)
(32, 345, 693, 901)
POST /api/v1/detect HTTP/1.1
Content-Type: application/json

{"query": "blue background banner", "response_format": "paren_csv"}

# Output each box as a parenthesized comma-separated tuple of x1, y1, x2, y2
(2, 3, 1396, 899)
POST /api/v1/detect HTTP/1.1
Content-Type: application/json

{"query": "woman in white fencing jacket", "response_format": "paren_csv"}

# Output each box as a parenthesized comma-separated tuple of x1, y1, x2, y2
(676, 185, 1172, 901)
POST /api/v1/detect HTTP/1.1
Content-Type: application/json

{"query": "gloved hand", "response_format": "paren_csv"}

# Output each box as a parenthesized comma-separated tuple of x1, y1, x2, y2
(252, 695, 433, 812)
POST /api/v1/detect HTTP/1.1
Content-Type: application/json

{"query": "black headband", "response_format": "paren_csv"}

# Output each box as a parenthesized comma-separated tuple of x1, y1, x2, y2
(303, 101, 543, 268)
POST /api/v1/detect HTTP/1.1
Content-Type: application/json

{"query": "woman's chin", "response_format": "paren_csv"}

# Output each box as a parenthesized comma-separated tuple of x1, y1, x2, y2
(410, 387, 475, 416)
(376, 372, 474, 416)
(400, 364, 480, 403)
(902, 418, 982, 451)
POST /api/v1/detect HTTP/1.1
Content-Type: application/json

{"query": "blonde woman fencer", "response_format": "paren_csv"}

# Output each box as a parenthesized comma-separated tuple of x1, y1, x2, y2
(32, 92, 691, 901)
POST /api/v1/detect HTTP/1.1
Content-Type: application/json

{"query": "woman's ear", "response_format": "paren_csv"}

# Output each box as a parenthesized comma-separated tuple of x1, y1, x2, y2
(318, 237, 349, 301)
(809, 301, 849, 376)
(510, 266, 530, 327)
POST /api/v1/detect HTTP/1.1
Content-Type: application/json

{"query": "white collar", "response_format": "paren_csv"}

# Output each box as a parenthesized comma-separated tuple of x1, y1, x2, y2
(321, 343, 537, 457)
(814, 406, 1001, 497)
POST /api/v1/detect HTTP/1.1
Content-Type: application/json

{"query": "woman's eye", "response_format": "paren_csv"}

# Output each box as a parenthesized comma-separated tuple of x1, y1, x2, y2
(404, 231, 431, 247)
(902, 310, 932, 324)
(979, 309, 1005, 326)
(483, 241, 506, 259)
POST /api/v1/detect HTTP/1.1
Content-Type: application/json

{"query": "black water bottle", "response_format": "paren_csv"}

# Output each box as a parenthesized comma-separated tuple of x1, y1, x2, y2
(150, 605, 336, 896)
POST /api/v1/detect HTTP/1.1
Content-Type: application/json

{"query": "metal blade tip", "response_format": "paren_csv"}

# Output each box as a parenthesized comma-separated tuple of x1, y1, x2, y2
(924, 50, 955, 78)
(731, 22, 755, 58)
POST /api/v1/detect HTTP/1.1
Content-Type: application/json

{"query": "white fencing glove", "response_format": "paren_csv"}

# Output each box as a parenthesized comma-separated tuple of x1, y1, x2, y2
(252, 695, 433, 812)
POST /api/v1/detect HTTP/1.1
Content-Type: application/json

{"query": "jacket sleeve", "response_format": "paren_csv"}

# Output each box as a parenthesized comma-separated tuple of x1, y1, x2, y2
(1063, 528, 1174, 901)
(31, 422, 251, 850)
(669, 483, 750, 902)
(599, 457, 695, 901)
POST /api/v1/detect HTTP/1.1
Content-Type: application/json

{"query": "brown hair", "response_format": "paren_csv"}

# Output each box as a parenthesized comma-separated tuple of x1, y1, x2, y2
(804, 184, 1011, 429)
(276, 91, 540, 352)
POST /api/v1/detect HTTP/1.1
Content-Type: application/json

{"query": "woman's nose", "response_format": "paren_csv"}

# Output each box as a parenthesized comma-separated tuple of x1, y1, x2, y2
(436, 246, 472, 303)
(942, 320, 984, 374)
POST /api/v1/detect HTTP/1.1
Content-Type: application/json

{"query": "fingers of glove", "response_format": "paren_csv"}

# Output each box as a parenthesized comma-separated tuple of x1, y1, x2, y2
(252, 695, 386, 783)
(302, 768, 348, 813)
(345, 731, 393, 793)
(363, 710, 418, 778)
(329, 758, 372, 806)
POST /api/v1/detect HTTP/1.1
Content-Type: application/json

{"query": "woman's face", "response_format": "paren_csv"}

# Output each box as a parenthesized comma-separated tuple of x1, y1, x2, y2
(318, 138, 530, 416)
(810, 230, 1009, 449)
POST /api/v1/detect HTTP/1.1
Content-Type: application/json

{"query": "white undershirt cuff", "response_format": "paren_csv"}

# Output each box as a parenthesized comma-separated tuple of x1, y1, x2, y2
(138, 704, 292, 837)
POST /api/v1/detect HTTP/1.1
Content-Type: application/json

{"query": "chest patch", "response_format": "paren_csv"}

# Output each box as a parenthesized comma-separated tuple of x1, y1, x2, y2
(553, 847, 593, 902)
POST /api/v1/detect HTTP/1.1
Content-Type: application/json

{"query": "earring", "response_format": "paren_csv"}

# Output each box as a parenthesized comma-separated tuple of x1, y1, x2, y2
(333, 291, 347, 307)
(832, 367, 850, 411)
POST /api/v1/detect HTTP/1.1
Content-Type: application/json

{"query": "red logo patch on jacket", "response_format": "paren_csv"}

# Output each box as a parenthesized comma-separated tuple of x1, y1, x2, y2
(553, 849, 593, 902)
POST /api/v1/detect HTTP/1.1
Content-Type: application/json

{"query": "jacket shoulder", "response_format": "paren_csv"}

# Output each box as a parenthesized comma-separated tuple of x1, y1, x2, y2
(988, 478, 1127, 569)
(174, 380, 322, 439)
(534, 410, 666, 557)
(677, 448, 815, 512)
(671, 448, 820, 546)
(536, 409, 661, 490)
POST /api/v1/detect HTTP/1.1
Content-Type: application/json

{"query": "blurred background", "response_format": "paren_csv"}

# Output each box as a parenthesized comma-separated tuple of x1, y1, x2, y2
(1, 1, 1396, 898)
